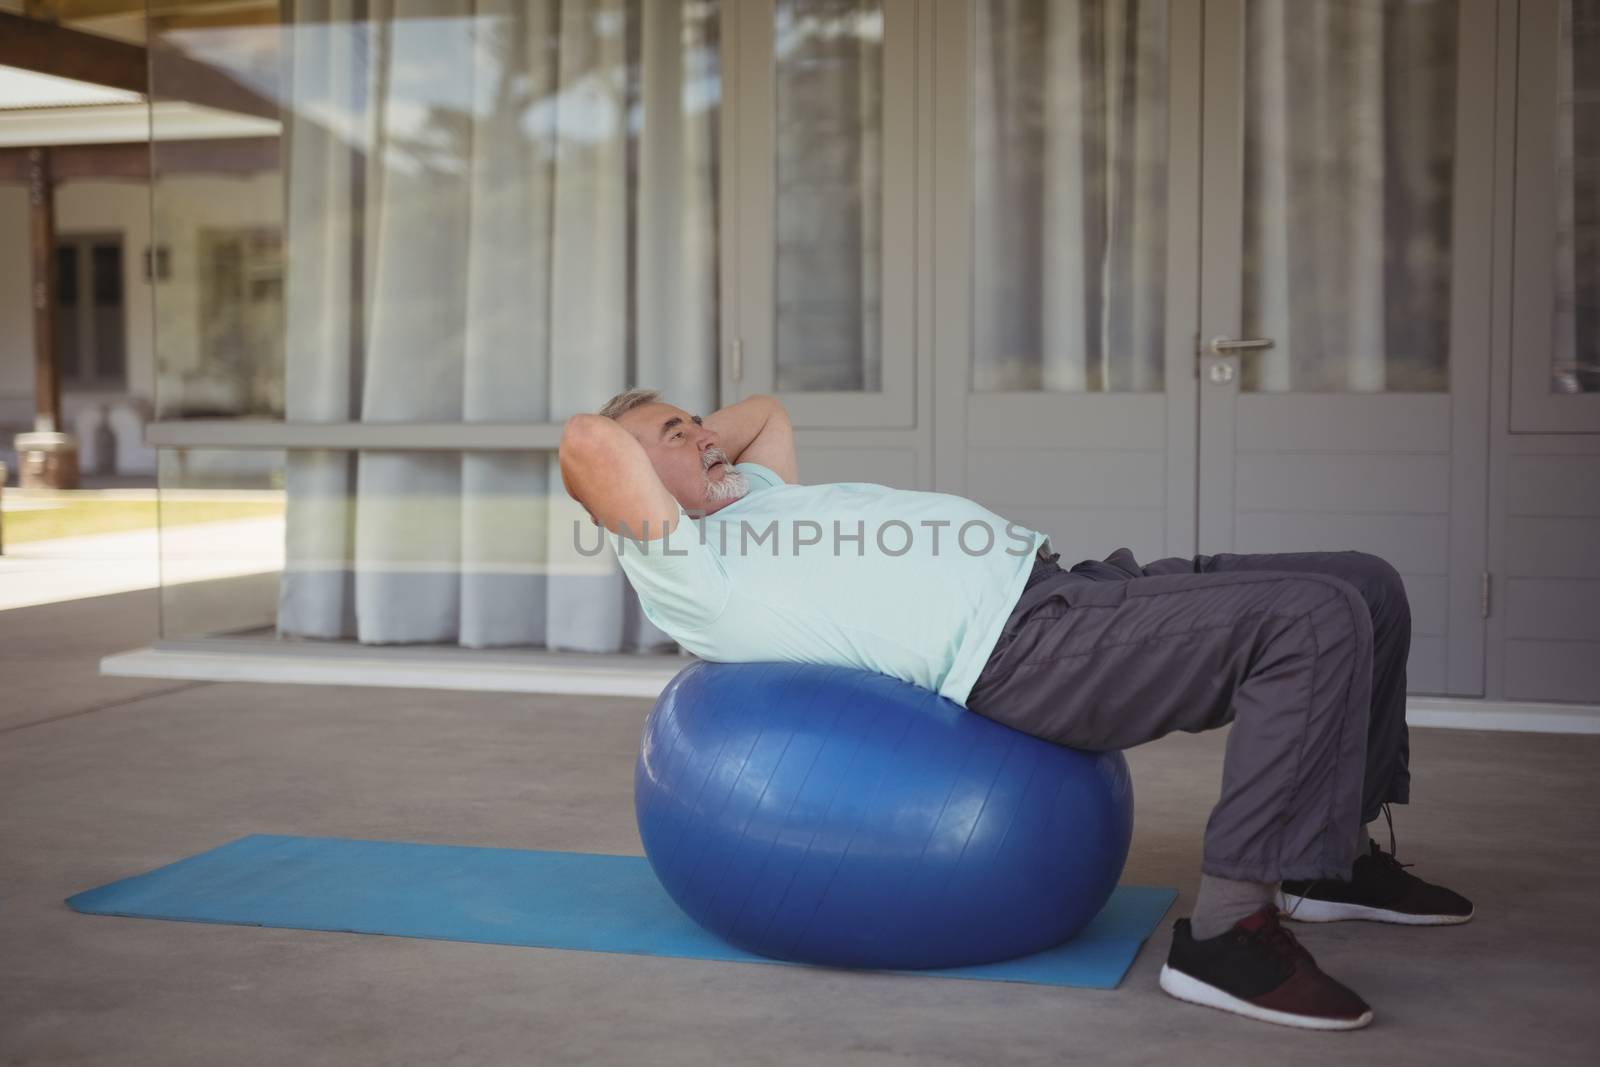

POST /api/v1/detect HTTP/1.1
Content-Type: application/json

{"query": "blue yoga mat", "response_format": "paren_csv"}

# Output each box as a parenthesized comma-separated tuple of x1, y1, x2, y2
(67, 835, 1175, 989)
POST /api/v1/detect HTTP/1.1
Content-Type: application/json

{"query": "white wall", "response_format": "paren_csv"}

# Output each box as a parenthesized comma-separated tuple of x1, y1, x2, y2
(149, 172, 283, 413)
(0, 184, 32, 426)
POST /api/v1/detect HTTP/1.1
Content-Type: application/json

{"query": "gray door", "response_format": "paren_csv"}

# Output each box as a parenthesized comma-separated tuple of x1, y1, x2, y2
(935, 0, 1205, 569)
(936, 0, 1491, 697)
(1195, 0, 1493, 696)
(1497, 0, 1600, 704)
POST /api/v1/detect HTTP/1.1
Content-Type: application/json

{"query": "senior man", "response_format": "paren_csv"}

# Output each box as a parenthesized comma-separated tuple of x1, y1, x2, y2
(558, 388, 1472, 1032)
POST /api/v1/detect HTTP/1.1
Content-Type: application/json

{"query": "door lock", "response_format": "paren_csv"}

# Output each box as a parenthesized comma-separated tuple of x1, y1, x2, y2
(1206, 360, 1236, 385)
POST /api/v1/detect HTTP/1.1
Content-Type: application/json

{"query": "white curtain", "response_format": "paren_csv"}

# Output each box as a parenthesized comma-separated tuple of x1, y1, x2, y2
(973, 0, 1168, 393)
(772, 0, 883, 393)
(277, 0, 718, 650)
(973, 0, 1457, 396)
(1243, 0, 1456, 393)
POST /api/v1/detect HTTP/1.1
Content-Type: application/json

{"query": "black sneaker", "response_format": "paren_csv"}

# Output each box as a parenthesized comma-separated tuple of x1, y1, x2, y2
(1278, 840, 1474, 926)
(1160, 905, 1374, 1031)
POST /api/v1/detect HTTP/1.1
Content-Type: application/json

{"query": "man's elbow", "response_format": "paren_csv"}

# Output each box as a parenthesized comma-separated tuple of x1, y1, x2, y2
(559, 415, 625, 500)
(561, 413, 607, 445)
(560, 414, 616, 466)
(749, 393, 789, 421)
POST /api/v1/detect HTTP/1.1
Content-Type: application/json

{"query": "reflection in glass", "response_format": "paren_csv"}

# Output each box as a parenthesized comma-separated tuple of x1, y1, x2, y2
(972, 0, 1169, 393)
(157, 448, 286, 641)
(1555, 0, 1600, 393)
(1242, 0, 1457, 393)
(156, 448, 616, 650)
(148, 14, 284, 418)
(152, 3, 723, 655)
(775, 0, 883, 392)
(195, 227, 283, 417)
(92, 243, 127, 382)
(53, 237, 127, 386)
(150, 1, 722, 422)
(56, 244, 80, 381)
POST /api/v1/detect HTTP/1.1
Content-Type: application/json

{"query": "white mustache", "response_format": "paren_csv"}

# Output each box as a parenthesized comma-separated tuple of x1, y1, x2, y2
(701, 446, 749, 503)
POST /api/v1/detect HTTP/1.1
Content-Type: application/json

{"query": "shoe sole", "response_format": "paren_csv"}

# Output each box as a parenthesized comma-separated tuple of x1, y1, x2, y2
(1275, 891, 1475, 925)
(1159, 965, 1373, 1031)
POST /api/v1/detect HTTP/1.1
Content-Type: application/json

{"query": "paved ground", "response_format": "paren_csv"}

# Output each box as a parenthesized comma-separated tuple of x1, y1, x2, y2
(0, 515, 282, 612)
(2, 589, 1598, 1065)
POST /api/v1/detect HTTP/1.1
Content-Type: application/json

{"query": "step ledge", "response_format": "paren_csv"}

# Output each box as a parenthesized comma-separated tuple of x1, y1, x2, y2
(102, 644, 681, 699)
(101, 645, 1600, 733)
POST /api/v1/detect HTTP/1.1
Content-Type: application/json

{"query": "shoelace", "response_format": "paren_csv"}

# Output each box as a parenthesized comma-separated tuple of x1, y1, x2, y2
(1282, 802, 1408, 919)
(1370, 803, 1416, 876)
(1247, 910, 1309, 964)
(1284, 879, 1314, 919)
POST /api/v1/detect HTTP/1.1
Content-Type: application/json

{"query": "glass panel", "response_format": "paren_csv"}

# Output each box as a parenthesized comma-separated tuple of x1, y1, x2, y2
(140, 3, 284, 418)
(971, 0, 1169, 393)
(1555, 0, 1600, 393)
(151, 1, 721, 421)
(156, 448, 621, 652)
(94, 304, 126, 384)
(1241, 0, 1457, 393)
(55, 243, 80, 381)
(91, 243, 122, 305)
(774, 0, 883, 392)
(193, 226, 280, 415)
(158, 448, 286, 641)
(152, 5, 723, 660)
(92, 242, 126, 383)
(56, 243, 79, 305)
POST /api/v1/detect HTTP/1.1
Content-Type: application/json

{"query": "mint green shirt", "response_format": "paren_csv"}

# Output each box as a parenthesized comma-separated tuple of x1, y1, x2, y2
(607, 462, 1046, 707)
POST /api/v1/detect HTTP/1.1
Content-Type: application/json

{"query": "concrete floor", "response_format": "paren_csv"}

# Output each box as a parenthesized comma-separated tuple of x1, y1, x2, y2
(2, 590, 1598, 1066)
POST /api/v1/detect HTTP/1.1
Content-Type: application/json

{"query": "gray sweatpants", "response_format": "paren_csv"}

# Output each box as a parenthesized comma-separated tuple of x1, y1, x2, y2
(966, 547, 1413, 884)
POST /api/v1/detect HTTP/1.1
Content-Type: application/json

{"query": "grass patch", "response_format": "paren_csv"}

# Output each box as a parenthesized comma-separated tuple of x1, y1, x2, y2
(1, 498, 284, 545)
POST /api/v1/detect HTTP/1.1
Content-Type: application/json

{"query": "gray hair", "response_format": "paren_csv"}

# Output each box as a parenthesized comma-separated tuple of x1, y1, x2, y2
(597, 388, 660, 420)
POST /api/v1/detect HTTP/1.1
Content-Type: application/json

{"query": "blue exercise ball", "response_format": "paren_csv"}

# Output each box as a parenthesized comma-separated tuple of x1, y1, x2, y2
(634, 660, 1134, 970)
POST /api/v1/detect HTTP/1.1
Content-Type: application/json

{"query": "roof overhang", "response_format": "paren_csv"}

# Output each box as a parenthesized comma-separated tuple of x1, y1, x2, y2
(0, 103, 281, 147)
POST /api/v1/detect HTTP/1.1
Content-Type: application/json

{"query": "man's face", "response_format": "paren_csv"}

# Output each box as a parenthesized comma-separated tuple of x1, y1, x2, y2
(615, 401, 750, 514)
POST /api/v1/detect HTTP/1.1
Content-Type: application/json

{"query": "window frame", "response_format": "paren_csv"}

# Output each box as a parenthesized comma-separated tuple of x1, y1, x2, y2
(1510, 0, 1600, 433)
(725, 0, 919, 429)
(56, 231, 128, 391)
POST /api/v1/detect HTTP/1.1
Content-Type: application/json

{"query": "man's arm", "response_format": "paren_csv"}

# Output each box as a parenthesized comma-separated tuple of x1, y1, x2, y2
(704, 393, 799, 483)
(559, 414, 682, 538)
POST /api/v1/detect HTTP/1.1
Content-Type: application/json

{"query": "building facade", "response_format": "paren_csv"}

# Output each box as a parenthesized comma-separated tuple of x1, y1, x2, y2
(4, 1, 1597, 719)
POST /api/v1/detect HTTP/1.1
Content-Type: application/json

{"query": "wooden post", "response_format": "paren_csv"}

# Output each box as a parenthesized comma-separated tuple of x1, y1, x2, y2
(16, 146, 79, 489)
(28, 147, 59, 436)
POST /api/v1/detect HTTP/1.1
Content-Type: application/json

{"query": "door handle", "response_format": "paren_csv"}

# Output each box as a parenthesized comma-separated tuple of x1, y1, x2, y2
(1209, 336, 1275, 354)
